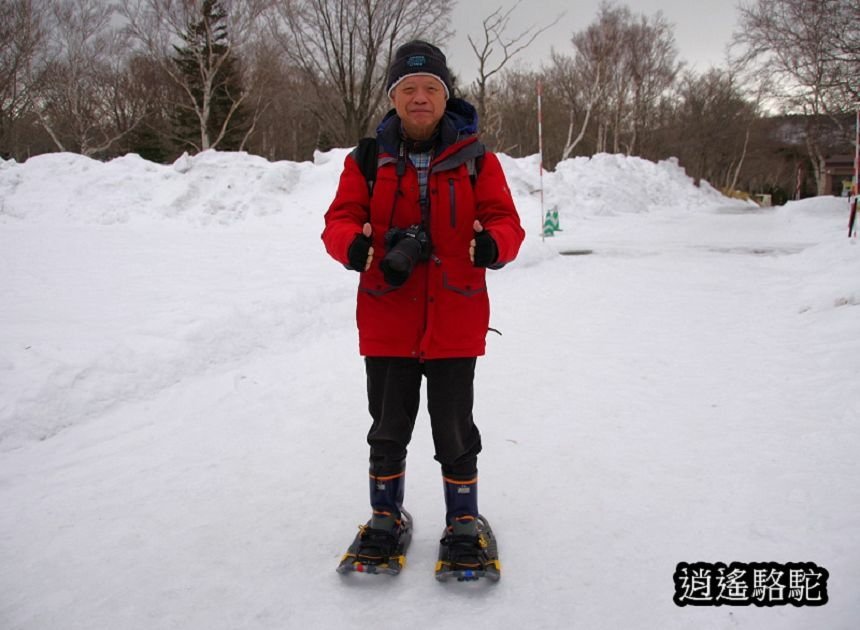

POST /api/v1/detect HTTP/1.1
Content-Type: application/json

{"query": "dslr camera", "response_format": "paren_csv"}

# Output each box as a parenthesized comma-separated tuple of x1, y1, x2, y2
(380, 224, 432, 286)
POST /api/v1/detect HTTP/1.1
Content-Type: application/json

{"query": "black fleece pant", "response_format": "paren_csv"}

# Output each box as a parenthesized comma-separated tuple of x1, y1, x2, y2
(365, 357, 482, 479)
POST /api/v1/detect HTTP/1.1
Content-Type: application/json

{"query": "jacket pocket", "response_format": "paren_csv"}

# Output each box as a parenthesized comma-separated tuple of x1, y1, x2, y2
(358, 267, 399, 296)
(442, 271, 486, 297)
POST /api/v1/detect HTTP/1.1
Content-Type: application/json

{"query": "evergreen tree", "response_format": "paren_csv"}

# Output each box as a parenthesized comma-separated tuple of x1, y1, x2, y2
(171, 0, 249, 152)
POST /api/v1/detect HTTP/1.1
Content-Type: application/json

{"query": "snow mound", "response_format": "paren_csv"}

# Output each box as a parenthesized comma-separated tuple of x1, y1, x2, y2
(0, 148, 742, 227)
(546, 153, 734, 217)
(0, 150, 316, 225)
(784, 194, 850, 217)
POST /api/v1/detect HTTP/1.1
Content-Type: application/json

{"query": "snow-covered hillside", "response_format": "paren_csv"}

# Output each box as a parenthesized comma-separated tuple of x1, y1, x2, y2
(1, 150, 858, 629)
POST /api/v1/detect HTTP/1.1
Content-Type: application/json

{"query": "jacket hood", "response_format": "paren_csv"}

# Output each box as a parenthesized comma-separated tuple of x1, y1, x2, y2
(376, 98, 479, 156)
(442, 98, 478, 136)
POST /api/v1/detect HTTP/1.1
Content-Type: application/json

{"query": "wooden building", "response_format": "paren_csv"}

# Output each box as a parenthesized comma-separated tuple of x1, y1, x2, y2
(821, 155, 856, 197)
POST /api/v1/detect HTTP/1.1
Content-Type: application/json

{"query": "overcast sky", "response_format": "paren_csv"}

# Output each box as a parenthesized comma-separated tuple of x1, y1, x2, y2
(446, 0, 742, 84)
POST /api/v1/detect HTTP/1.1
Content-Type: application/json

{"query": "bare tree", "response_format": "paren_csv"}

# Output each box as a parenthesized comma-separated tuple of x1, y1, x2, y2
(484, 66, 541, 156)
(667, 68, 758, 189)
(28, 0, 148, 156)
(734, 0, 858, 193)
(241, 36, 322, 161)
(564, 3, 679, 157)
(829, 0, 860, 103)
(0, 0, 47, 158)
(269, 0, 452, 148)
(623, 11, 680, 155)
(569, 3, 628, 154)
(546, 50, 601, 161)
(467, 1, 561, 147)
(117, 53, 180, 161)
(119, 0, 268, 152)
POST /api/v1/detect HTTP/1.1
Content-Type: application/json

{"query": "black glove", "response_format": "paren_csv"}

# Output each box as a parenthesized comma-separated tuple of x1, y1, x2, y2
(472, 230, 499, 267)
(347, 232, 372, 271)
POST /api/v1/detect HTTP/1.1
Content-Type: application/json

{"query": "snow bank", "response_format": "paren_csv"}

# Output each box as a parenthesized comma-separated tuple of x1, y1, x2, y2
(780, 196, 859, 313)
(0, 151, 315, 224)
(546, 153, 733, 216)
(0, 148, 751, 275)
(0, 148, 745, 227)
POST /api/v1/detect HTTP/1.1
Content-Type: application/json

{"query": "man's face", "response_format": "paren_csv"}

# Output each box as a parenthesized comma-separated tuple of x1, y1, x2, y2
(390, 75, 447, 141)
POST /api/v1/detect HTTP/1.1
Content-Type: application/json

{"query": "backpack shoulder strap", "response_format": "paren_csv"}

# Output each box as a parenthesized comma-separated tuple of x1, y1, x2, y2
(351, 137, 379, 196)
(434, 140, 485, 188)
(462, 141, 485, 188)
(466, 154, 485, 187)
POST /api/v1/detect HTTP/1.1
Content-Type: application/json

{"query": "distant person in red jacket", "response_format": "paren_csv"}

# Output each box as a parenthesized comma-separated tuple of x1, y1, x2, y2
(323, 40, 524, 577)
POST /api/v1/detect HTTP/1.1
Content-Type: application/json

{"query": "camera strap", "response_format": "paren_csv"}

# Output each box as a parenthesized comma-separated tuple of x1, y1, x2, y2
(387, 143, 407, 229)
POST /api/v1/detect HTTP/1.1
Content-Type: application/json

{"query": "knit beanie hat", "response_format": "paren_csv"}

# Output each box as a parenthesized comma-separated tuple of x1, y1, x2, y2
(386, 40, 452, 99)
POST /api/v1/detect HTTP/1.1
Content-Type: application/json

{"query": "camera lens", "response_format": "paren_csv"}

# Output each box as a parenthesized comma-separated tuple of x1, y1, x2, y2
(381, 237, 423, 286)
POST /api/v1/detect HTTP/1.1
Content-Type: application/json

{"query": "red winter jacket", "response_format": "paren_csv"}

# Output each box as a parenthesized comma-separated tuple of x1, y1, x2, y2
(322, 100, 525, 359)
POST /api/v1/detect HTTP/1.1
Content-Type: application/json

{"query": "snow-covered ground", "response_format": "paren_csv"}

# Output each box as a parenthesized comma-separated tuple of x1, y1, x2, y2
(1, 149, 858, 629)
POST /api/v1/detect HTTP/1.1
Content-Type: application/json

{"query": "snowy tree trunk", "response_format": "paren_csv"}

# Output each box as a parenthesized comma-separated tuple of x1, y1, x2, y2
(728, 127, 750, 191)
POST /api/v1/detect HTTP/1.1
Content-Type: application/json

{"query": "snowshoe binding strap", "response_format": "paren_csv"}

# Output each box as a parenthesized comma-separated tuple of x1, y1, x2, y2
(355, 525, 400, 563)
(438, 530, 489, 569)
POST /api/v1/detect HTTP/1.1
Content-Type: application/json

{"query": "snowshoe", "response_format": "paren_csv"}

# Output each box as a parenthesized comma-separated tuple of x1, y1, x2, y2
(336, 509, 413, 576)
(435, 514, 500, 582)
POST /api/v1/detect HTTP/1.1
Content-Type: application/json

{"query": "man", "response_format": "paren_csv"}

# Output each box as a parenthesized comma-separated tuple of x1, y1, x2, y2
(323, 40, 524, 579)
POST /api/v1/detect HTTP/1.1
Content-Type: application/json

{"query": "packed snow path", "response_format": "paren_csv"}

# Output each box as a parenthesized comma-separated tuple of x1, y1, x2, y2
(1, 152, 858, 629)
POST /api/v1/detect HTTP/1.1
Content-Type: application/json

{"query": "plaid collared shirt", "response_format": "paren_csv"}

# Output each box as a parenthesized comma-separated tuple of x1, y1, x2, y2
(409, 150, 433, 207)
